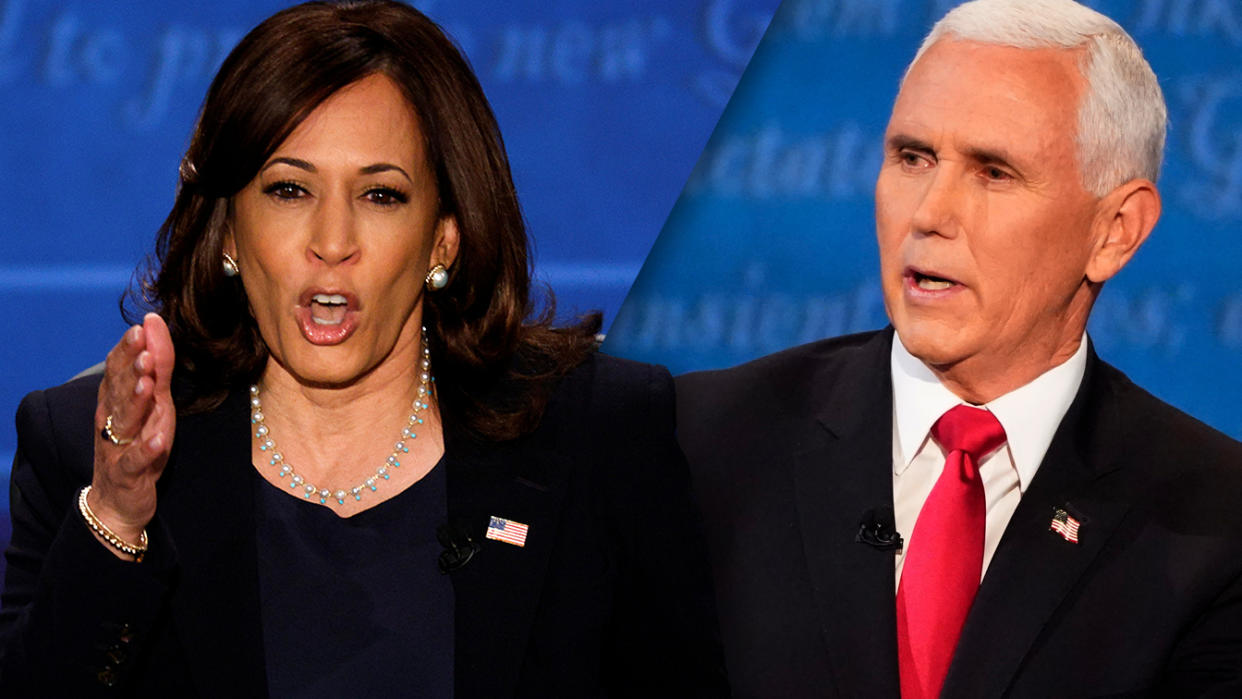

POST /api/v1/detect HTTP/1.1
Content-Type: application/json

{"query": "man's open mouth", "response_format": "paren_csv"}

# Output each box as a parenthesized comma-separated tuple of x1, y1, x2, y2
(912, 271, 956, 291)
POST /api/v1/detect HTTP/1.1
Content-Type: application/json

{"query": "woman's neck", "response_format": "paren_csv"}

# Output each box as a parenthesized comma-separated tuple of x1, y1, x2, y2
(252, 332, 444, 501)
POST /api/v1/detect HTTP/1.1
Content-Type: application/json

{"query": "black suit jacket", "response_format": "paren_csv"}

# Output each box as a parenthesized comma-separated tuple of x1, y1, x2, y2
(677, 329, 1242, 698)
(0, 353, 728, 698)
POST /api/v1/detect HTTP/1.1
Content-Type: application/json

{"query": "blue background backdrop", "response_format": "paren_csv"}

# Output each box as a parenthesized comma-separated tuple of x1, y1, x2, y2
(0, 0, 781, 570)
(4, 0, 1241, 588)
(608, 0, 1242, 444)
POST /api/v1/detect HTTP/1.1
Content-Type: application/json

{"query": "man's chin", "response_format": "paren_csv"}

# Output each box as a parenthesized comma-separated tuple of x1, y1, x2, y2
(893, 322, 970, 368)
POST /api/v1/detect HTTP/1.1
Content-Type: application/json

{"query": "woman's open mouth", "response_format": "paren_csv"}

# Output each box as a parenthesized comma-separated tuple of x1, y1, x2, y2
(296, 290, 360, 345)
(310, 293, 350, 325)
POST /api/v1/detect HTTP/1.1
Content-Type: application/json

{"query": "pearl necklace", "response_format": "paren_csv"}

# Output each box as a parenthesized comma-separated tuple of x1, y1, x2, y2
(249, 328, 433, 507)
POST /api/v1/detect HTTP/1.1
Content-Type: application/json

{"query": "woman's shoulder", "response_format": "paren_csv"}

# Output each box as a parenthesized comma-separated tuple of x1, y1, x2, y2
(527, 353, 683, 505)
(16, 371, 103, 437)
(13, 371, 104, 487)
(546, 351, 675, 423)
(559, 350, 673, 389)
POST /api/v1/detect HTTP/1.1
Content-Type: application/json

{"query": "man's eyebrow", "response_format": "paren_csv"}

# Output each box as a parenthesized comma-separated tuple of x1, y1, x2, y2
(885, 136, 1026, 172)
(963, 145, 1021, 169)
(886, 134, 934, 154)
(958, 145, 1028, 176)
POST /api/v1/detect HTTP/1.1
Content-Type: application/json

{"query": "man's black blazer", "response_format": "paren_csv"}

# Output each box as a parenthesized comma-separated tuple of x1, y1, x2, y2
(677, 328, 1242, 698)
(0, 353, 728, 697)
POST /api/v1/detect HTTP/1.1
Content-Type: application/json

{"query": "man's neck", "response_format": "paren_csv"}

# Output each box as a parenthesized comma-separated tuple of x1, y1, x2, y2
(925, 334, 1086, 404)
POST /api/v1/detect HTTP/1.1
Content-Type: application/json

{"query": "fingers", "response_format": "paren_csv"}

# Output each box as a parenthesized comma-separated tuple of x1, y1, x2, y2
(135, 388, 175, 459)
(143, 312, 175, 399)
(90, 316, 178, 538)
(98, 314, 176, 452)
(141, 313, 176, 457)
(99, 324, 154, 443)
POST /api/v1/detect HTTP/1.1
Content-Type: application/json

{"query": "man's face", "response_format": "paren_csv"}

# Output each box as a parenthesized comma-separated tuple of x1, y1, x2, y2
(875, 38, 1102, 397)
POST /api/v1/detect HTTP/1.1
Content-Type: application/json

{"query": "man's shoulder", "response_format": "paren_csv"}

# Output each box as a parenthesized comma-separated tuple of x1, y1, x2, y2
(1095, 359, 1242, 470)
(676, 329, 888, 405)
(674, 329, 891, 457)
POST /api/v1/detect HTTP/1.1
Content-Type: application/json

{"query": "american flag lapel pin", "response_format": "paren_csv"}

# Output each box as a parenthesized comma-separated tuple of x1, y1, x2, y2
(486, 515, 529, 547)
(1050, 507, 1081, 544)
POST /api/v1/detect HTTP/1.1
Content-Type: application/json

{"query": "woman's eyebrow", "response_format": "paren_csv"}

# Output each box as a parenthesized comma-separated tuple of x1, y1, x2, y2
(259, 158, 412, 183)
(359, 163, 412, 182)
(262, 156, 316, 173)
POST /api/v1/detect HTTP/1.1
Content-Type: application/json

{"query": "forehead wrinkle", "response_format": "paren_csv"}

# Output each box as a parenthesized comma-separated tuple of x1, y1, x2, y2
(889, 38, 1086, 185)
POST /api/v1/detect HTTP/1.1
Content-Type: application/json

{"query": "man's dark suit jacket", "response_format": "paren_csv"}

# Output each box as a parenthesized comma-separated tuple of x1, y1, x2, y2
(677, 328, 1242, 698)
(0, 353, 728, 698)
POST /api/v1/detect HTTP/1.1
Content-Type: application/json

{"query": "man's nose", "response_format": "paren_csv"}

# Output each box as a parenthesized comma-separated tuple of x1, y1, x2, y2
(908, 168, 963, 239)
(306, 196, 360, 266)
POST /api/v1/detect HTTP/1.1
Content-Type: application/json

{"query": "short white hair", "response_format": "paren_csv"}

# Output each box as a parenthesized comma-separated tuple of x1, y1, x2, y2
(908, 0, 1166, 197)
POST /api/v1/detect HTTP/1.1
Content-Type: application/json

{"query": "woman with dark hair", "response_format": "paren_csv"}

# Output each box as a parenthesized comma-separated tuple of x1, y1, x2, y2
(0, 2, 726, 696)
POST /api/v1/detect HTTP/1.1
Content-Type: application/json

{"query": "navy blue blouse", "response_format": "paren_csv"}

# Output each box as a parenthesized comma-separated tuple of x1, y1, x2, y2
(254, 458, 453, 698)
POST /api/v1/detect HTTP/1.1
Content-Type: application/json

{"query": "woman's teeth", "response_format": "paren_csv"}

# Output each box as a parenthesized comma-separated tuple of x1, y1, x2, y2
(310, 294, 348, 325)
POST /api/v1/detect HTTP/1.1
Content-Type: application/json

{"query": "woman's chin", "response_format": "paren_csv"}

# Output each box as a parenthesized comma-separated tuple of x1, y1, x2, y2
(269, 351, 373, 389)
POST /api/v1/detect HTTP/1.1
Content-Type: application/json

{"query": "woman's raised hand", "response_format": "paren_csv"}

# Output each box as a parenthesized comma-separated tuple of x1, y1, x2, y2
(89, 312, 177, 556)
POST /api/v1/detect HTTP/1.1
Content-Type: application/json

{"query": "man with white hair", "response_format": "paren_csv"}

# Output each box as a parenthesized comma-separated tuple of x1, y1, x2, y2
(676, 0, 1242, 696)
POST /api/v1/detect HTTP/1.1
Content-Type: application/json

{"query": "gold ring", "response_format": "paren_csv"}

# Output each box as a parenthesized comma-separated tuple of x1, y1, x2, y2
(101, 414, 134, 446)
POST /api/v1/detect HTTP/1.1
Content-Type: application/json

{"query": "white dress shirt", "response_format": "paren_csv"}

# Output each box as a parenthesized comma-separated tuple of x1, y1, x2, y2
(890, 334, 1088, 586)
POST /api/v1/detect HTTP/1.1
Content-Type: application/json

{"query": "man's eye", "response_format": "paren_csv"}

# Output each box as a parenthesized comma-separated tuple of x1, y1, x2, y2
(899, 151, 932, 168)
(264, 182, 306, 199)
(365, 187, 409, 206)
(984, 166, 1011, 181)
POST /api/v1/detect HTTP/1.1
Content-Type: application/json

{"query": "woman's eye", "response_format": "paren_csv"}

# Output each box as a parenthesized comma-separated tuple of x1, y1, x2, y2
(364, 187, 409, 206)
(264, 181, 307, 199)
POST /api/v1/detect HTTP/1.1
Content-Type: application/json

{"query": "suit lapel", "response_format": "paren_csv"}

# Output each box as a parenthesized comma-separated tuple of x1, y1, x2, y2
(445, 424, 570, 698)
(793, 330, 902, 699)
(158, 387, 269, 698)
(153, 384, 572, 698)
(943, 350, 1131, 698)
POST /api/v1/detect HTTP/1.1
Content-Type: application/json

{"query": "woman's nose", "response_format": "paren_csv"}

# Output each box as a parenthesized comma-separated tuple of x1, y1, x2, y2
(306, 197, 360, 265)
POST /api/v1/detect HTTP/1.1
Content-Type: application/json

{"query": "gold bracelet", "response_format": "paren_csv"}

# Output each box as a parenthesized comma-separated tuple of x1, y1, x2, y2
(78, 486, 148, 562)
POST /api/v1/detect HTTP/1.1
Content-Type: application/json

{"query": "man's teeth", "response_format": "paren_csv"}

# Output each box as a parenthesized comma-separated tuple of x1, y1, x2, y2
(916, 277, 953, 291)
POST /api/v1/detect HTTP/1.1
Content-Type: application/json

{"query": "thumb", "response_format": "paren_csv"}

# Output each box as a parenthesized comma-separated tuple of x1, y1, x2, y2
(143, 312, 175, 396)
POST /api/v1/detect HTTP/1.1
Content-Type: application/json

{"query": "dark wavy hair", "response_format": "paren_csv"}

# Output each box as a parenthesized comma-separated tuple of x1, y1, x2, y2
(126, 0, 599, 441)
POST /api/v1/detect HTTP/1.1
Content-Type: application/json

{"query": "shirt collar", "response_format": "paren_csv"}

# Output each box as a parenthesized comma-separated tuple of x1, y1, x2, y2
(890, 333, 1089, 493)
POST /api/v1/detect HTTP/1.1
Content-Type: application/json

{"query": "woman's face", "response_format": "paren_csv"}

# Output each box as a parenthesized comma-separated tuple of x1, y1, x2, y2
(227, 73, 458, 388)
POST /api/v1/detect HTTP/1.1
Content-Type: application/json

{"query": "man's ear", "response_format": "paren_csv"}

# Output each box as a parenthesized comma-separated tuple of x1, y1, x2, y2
(1085, 178, 1161, 284)
(432, 214, 460, 270)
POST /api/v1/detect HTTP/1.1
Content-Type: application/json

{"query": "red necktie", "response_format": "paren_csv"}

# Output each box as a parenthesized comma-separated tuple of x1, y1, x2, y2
(896, 405, 1007, 699)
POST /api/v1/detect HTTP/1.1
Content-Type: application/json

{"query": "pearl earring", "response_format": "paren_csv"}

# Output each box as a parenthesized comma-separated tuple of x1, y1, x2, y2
(425, 264, 449, 290)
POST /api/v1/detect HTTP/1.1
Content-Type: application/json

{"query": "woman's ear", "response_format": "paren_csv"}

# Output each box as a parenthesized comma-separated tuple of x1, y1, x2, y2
(432, 215, 460, 270)
(223, 227, 238, 259)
